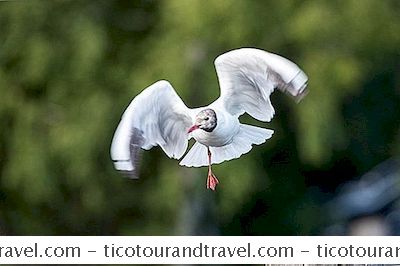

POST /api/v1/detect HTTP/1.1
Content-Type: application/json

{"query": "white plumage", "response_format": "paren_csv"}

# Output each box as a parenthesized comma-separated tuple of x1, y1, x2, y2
(180, 124, 273, 167)
(110, 48, 308, 189)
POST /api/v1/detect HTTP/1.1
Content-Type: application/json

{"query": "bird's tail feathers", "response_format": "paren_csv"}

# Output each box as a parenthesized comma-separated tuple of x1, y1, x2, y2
(179, 124, 273, 167)
(179, 142, 208, 167)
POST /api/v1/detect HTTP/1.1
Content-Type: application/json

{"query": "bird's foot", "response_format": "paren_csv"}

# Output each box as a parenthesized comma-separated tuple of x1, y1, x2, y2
(207, 169, 219, 191)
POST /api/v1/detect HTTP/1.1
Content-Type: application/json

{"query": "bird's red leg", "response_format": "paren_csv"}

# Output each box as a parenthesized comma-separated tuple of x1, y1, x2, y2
(207, 147, 219, 191)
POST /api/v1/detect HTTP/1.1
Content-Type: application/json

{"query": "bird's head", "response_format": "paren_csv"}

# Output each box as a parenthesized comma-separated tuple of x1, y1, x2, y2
(188, 108, 217, 133)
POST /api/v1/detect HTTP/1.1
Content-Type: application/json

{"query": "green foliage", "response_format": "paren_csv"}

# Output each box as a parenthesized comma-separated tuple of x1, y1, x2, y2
(0, 0, 399, 235)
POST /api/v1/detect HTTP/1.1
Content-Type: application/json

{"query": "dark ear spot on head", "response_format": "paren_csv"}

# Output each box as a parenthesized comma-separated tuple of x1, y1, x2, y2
(199, 108, 217, 132)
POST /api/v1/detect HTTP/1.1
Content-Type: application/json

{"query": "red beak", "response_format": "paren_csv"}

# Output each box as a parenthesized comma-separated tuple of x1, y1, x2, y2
(187, 125, 199, 133)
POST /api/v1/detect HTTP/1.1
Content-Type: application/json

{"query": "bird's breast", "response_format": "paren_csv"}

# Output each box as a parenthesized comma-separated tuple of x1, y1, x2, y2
(192, 110, 239, 147)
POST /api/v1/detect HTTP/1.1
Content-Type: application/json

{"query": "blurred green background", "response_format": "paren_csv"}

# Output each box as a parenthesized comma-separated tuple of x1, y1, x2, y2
(0, 0, 399, 236)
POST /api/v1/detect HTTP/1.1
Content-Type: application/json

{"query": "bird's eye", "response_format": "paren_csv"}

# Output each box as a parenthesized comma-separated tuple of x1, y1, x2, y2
(205, 117, 209, 121)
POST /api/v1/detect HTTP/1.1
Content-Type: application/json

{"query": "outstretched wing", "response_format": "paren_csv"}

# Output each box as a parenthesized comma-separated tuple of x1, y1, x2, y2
(213, 48, 308, 122)
(110, 80, 193, 178)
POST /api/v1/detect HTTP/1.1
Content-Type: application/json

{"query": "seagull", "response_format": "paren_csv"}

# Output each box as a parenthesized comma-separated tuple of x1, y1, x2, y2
(111, 48, 308, 190)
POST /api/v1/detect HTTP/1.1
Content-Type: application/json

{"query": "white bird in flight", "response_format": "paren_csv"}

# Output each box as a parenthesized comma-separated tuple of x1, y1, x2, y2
(111, 48, 308, 190)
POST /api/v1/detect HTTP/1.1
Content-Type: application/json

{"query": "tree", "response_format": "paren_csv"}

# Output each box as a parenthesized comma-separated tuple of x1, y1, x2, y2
(0, 0, 399, 236)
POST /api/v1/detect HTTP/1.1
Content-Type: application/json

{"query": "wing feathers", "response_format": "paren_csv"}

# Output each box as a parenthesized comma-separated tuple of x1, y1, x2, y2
(111, 80, 192, 176)
(214, 48, 308, 121)
(111, 49, 308, 176)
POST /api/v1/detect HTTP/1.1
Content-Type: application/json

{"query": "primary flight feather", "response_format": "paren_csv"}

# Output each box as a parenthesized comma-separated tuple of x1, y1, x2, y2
(111, 48, 308, 190)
